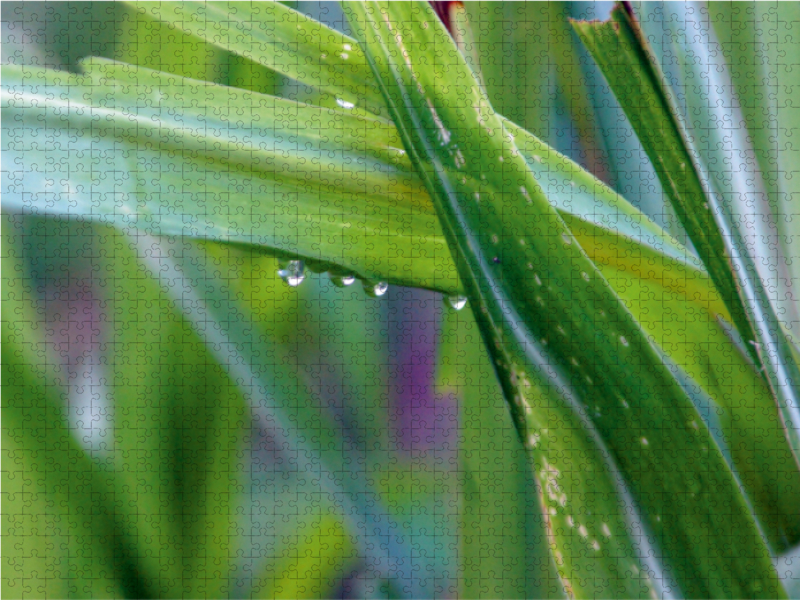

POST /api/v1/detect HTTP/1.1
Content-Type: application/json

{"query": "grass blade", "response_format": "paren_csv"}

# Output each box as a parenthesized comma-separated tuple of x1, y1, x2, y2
(0, 60, 702, 295)
(573, 1, 800, 478)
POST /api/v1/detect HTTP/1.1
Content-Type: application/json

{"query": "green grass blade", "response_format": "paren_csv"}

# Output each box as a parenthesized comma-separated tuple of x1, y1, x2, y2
(345, 1, 783, 596)
(0, 60, 700, 294)
(94, 224, 248, 598)
(573, 2, 800, 480)
(438, 308, 562, 598)
(640, 1, 800, 335)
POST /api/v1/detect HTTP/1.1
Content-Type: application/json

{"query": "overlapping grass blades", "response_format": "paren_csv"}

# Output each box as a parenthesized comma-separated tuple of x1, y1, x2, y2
(344, 1, 783, 597)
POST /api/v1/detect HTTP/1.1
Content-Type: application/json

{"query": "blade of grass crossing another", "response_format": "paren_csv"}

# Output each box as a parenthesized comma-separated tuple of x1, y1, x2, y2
(345, 2, 784, 597)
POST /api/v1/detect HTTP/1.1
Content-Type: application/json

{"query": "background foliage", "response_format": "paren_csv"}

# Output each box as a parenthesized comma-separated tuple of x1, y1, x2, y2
(3, 1, 800, 598)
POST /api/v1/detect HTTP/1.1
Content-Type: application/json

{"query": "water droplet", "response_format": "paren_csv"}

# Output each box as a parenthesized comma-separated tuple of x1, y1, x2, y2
(640, 437, 649, 446)
(329, 273, 356, 287)
(620, 335, 629, 347)
(446, 295, 467, 311)
(534, 274, 542, 286)
(474, 192, 480, 202)
(567, 515, 574, 527)
(278, 260, 305, 287)
(578, 524, 588, 538)
(581, 271, 590, 281)
(340, 52, 349, 59)
(491, 234, 499, 245)
(592, 540, 601, 551)
(602, 523, 611, 537)
(343, 43, 352, 51)
(336, 98, 355, 109)
(364, 280, 389, 297)
(492, 257, 501, 264)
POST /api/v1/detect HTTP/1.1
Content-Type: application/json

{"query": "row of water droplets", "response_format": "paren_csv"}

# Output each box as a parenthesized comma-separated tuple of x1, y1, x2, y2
(277, 259, 467, 310)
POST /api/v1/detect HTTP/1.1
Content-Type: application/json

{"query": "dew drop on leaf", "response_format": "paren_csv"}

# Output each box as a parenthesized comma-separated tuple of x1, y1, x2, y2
(445, 295, 467, 311)
(278, 260, 305, 287)
(329, 273, 356, 287)
(363, 280, 389, 297)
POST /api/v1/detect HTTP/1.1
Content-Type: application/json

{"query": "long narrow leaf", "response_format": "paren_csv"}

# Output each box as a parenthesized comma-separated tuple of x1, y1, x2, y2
(1, 60, 704, 295)
(345, 2, 782, 597)
(438, 307, 560, 598)
(573, 2, 800, 479)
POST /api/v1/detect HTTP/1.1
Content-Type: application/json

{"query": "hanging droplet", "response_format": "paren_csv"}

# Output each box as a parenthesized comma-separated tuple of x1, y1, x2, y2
(277, 260, 305, 287)
(363, 280, 389, 297)
(329, 272, 356, 288)
(446, 295, 467, 311)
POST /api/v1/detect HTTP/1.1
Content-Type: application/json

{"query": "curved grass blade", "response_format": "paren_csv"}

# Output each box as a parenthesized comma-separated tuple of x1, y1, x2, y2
(345, 1, 783, 596)
(572, 2, 800, 476)
(1, 60, 700, 295)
